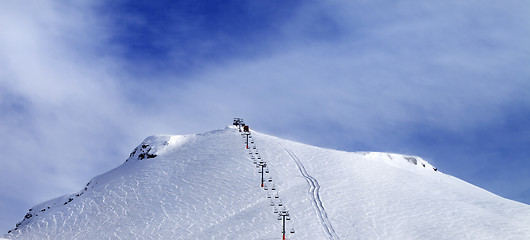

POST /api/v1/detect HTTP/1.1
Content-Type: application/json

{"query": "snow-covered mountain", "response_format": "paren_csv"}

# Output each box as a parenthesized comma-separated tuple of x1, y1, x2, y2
(4, 126, 530, 239)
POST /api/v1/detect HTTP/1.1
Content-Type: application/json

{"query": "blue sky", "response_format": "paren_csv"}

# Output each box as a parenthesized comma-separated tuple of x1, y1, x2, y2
(1, 0, 530, 233)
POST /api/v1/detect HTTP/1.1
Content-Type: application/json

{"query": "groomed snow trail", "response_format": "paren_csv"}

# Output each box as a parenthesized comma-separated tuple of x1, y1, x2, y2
(285, 148, 340, 240)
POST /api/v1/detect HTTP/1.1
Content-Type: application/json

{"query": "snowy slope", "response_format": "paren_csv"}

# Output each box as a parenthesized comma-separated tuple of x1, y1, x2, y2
(4, 126, 530, 239)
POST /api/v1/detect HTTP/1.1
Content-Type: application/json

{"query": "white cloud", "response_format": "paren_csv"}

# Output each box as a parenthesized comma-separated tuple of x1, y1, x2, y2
(0, 0, 137, 231)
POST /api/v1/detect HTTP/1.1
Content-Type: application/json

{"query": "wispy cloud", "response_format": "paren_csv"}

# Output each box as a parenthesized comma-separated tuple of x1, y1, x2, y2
(0, 0, 134, 230)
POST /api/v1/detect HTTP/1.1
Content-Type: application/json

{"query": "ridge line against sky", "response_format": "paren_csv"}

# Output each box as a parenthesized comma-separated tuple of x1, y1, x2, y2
(1, 0, 530, 234)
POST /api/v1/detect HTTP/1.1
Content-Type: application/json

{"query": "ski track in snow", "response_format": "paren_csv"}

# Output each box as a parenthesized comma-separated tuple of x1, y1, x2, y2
(285, 148, 340, 240)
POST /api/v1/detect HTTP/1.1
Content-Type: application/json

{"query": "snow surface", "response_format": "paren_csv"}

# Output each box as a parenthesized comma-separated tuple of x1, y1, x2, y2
(4, 126, 530, 239)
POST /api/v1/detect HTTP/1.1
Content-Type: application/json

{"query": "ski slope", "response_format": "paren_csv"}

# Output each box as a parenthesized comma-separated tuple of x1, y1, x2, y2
(4, 126, 530, 239)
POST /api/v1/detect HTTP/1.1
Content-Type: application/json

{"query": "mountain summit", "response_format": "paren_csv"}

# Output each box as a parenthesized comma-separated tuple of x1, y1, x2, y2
(5, 126, 530, 239)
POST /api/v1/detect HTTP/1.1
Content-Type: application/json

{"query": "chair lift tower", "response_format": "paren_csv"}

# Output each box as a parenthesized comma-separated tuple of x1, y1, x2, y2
(278, 209, 291, 240)
(243, 125, 250, 149)
(256, 160, 267, 187)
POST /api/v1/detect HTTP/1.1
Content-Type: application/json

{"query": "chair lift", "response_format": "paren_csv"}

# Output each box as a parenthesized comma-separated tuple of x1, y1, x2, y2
(271, 184, 276, 190)
(278, 201, 283, 206)
(290, 228, 295, 234)
(277, 216, 282, 220)
(286, 215, 291, 220)
(274, 207, 278, 213)
(264, 184, 269, 190)
(270, 201, 275, 206)
(265, 168, 269, 173)
(275, 193, 279, 198)
(268, 177, 273, 182)
(267, 193, 271, 198)
(253, 145, 256, 149)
